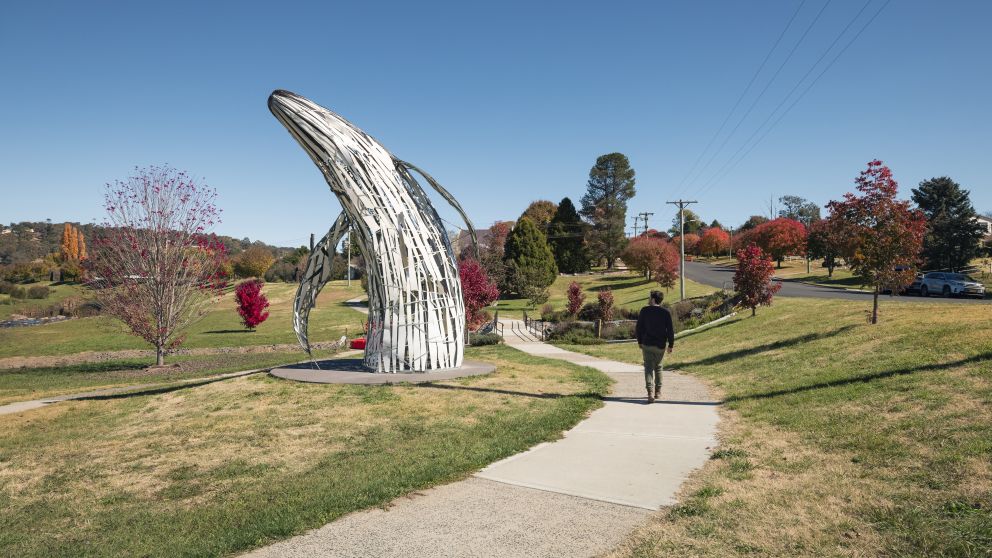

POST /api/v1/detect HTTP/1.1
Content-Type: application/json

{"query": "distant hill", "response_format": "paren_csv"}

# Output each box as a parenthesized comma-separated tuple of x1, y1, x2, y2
(0, 220, 304, 265)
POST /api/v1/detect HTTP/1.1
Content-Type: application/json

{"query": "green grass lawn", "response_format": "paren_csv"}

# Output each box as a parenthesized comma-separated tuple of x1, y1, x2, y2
(0, 282, 86, 321)
(0, 349, 345, 406)
(563, 297, 992, 556)
(495, 272, 719, 318)
(0, 345, 608, 557)
(0, 281, 366, 359)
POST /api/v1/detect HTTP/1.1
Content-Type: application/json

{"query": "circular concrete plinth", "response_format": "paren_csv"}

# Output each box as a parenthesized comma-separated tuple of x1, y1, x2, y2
(269, 359, 496, 385)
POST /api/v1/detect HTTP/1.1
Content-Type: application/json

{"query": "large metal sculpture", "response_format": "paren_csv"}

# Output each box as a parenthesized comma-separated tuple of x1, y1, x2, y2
(268, 90, 475, 372)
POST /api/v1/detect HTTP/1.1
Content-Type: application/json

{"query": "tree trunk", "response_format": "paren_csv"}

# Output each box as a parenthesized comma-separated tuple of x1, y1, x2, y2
(806, 257, 811, 274)
(871, 287, 879, 325)
(752, 306, 756, 317)
(156, 344, 165, 366)
(777, 259, 783, 269)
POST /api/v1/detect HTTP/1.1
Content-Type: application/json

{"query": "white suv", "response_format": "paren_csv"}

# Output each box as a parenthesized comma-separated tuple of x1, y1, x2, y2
(919, 272, 986, 298)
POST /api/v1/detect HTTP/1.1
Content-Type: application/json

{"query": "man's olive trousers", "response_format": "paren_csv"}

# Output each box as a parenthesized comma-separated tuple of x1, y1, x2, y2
(641, 345, 665, 392)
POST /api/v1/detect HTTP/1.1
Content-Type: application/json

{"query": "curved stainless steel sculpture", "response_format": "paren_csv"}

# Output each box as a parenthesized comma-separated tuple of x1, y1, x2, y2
(268, 90, 475, 372)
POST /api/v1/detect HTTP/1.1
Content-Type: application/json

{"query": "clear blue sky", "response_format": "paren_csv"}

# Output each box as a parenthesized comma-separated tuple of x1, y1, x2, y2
(2, 0, 989, 245)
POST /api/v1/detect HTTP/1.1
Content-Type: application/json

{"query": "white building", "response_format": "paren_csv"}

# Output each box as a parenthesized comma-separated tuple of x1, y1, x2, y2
(977, 216, 992, 240)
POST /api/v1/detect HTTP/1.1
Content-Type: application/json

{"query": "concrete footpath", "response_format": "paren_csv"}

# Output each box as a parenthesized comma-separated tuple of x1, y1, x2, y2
(245, 319, 720, 558)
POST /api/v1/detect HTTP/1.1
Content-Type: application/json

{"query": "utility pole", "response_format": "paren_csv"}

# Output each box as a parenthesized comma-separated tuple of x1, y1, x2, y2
(636, 212, 654, 236)
(666, 199, 698, 300)
(729, 226, 734, 259)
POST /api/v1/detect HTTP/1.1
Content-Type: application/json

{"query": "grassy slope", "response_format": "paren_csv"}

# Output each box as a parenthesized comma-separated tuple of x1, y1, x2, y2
(0, 281, 366, 358)
(0, 345, 608, 557)
(562, 297, 991, 556)
(0, 282, 84, 320)
(0, 349, 345, 406)
(495, 272, 718, 318)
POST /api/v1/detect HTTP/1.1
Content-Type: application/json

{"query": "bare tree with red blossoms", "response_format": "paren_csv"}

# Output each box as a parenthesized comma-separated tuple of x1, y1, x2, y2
(89, 166, 228, 365)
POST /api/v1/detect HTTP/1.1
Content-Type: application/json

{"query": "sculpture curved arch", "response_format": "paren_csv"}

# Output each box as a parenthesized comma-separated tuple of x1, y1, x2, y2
(269, 90, 474, 372)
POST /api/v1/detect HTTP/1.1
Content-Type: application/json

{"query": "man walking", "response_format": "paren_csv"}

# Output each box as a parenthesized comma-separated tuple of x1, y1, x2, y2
(636, 290, 674, 403)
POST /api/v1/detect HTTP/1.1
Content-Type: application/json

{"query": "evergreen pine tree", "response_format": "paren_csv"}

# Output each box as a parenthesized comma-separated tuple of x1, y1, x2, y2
(503, 218, 558, 304)
(580, 153, 636, 268)
(547, 197, 589, 273)
(911, 177, 984, 270)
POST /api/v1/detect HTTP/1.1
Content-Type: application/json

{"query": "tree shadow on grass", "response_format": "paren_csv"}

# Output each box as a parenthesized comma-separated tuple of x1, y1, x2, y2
(0, 361, 150, 376)
(589, 278, 652, 292)
(675, 317, 741, 340)
(203, 330, 252, 334)
(66, 371, 263, 402)
(682, 325, 858, 367)
(725, 352, 992, 403)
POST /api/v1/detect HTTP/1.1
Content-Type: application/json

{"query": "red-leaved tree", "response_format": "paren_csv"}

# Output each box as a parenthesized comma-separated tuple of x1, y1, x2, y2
(566, 281, 585, 316)
(751, 218, 807, 267)
(734, 244, 781, 316)
(672, 233, 701, 256)
(697, 227, 731, 257)
(653, 240, 680, 290)
(459, 257, 500, 329)
(235, 279, 270, 330)
(621, 235, 667, 279)
(90, 166, 228, 365)
(826, 160, 926, 324)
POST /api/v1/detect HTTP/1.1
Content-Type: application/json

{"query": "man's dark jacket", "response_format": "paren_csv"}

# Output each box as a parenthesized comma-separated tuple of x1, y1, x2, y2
(635, 305, 675, 349)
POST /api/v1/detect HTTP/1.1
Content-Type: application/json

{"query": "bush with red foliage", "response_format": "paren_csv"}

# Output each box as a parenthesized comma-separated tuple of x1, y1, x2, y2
(566, 281, 585, 316)
(734, 244, 781, 316)
(597, 289, 615, 322)
(459, 257, 500, 329)
(672, 233, 701, 255)
(652, 241, 680, 290)
(235, 279, 270, 330)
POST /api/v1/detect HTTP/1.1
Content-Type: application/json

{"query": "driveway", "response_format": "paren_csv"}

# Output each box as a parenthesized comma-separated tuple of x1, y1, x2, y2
(684, 261, 991, 304)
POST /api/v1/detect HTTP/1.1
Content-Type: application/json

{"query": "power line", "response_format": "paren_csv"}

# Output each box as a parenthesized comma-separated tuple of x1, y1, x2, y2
(692, 0, 890, 199)
(680, 0, 833, 195)
(670, 0, 809, 199)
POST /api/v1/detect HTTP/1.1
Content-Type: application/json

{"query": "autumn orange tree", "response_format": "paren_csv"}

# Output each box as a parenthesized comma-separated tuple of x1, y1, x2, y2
(826, 160, 925, 324)
(751, 218, 807, 268)
(60, 223, 87, 262)
(90, 166, 228, 365)
(697, 227, 730, 257)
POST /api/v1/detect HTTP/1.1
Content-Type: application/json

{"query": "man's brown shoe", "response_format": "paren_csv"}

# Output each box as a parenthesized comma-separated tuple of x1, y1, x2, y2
(647, 389, 655, 403)
(654, 388, 661, 400)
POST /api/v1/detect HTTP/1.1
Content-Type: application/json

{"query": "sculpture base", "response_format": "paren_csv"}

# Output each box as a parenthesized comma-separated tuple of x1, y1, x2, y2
(269, 359, 495, 385)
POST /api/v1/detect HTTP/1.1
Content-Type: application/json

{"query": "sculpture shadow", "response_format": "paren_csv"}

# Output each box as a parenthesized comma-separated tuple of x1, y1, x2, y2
(414, 382, 599, 401)
(726, 352, 992, 403)
(682, 324, 858, 367)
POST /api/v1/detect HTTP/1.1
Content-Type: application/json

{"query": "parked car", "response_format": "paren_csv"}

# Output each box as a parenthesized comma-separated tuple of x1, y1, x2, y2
(902, 273, 924, 295)
(918, 272, 986, 298)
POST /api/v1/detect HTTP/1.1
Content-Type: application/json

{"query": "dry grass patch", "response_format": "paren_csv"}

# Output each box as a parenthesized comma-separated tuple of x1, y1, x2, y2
(0, 345, 608, 557)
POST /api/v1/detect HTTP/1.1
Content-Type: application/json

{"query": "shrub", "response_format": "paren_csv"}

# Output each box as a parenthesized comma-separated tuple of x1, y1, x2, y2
(61, 260, 83, 282)
(566, 281, 585, 316)
(27, 285, 51, 299)
(597, 289, 615, 322)
(459, 258, 500, 329)
(600, 322, 636, 340)
(469, 333, 503, 346)
(9, 286, 27, 299)
(234, 279, 270, 330)
(0, 280, 13, 294)
(577, 302, 600, 321)
(264, 261, 298, 282)
(546, 322, 604, 345)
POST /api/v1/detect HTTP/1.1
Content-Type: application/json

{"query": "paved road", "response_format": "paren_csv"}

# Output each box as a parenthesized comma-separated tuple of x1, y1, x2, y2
(684, 261, 991, 304)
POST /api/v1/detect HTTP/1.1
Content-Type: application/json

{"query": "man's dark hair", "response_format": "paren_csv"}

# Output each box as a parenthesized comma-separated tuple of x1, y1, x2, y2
(649, 290, 664, 304)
